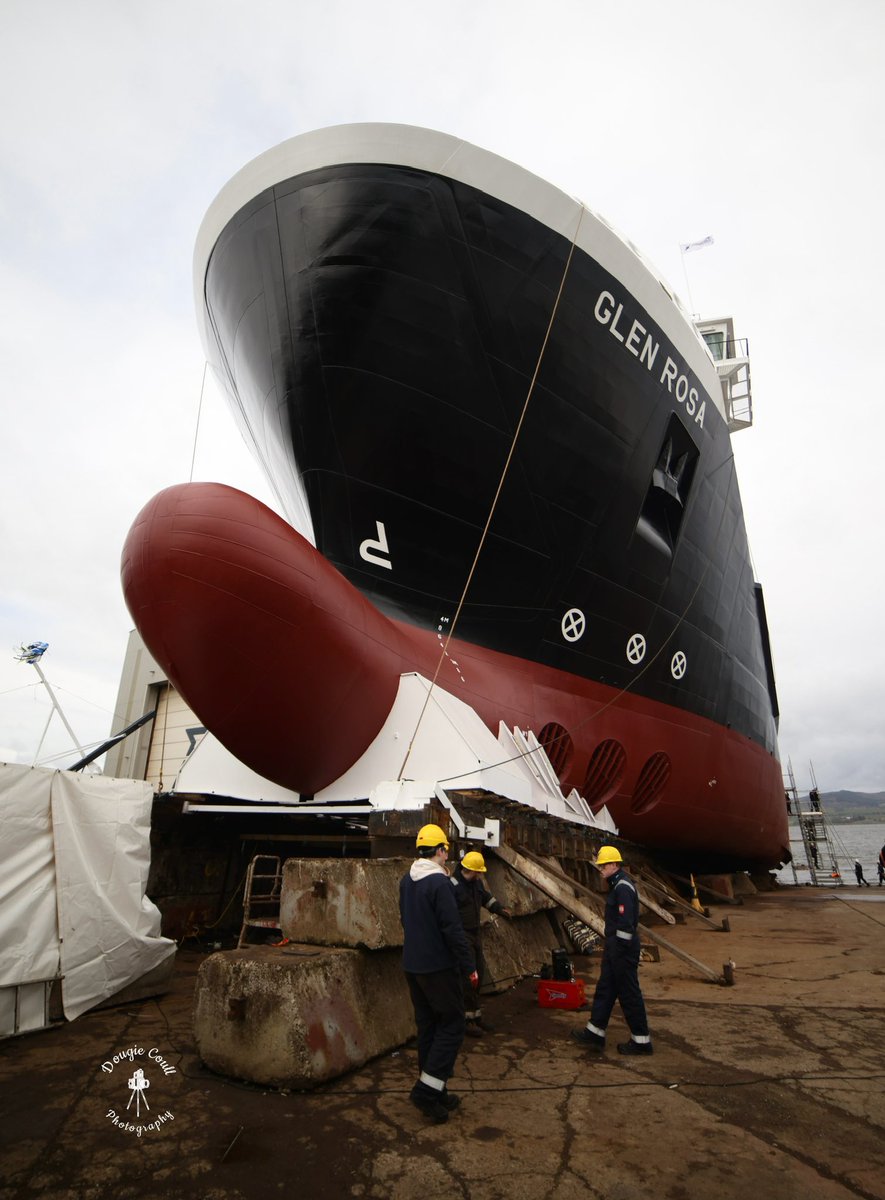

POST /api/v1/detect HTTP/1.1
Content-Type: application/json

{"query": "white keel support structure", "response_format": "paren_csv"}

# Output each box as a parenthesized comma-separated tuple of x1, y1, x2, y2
(175, 672, 617, 839)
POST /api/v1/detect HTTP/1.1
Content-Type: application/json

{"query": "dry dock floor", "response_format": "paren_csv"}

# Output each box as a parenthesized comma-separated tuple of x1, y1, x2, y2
(2, 887, 884, 1200)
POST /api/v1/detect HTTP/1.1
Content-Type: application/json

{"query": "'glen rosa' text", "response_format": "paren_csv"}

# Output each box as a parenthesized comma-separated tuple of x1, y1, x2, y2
(593, 290, 707, 430)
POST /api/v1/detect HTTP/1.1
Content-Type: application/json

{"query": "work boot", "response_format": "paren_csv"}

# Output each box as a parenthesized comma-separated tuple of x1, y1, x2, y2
(570, 1027, 605, 1051)
(474, 1016, 496, 1033)
(410, 1085, 449, 1123)
(464, 1020, 483, 1037)
(440, 1090, 461, 1111)
(617, 1039, 653, 1056)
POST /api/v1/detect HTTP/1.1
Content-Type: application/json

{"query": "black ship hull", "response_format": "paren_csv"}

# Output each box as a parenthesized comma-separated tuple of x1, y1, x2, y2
(125, 125, 788, 869)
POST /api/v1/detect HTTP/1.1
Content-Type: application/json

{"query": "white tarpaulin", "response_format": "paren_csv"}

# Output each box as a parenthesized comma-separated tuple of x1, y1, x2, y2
(0, 763, 175, 1029)
(0, 764, 60, 1033)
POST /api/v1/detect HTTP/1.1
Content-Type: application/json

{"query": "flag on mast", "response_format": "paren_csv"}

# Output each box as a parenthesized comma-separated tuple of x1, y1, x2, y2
(680, 235, 714, 253)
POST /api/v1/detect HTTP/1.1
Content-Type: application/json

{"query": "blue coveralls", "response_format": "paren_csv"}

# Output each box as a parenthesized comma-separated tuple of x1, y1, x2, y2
(451, 863, 504, 1018)
(400, 862, 475, 1094)
(586, 866, 651, 1045)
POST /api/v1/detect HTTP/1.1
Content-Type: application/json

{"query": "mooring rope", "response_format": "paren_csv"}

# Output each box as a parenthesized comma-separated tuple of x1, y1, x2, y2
(157, 681, 172, 793)
(189, 361, 209, 483)
(434, 448, 740, 787)
(397, 202, 587, 781)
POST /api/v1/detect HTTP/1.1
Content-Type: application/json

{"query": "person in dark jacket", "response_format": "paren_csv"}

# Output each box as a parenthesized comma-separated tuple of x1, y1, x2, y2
(570, 845, 653, 1056)
(451, 851, 512, 1036)
(854, 859, 872, 886)
(400, 823, 476, 1123)
(878, 844, 885, 887)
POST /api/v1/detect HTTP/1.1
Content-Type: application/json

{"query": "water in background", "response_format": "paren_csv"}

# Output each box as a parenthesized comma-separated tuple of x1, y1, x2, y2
(778, 820, 885, 886)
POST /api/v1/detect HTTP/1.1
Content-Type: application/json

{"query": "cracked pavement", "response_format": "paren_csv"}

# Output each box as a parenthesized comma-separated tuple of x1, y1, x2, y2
(2, 889, 884, 1199)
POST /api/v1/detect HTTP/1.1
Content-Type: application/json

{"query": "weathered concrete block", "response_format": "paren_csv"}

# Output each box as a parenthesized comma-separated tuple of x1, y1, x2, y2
(748, 871, 778, 892)
(279, 855, 554, 949)
(194, 945, 413, 1088)
(280, 857, 407, 948)
(697, 873, 739, 900)
(730, 872, 758, 896)
(194, 919, 567, 1087)
(479, 911, 561, 993)
(484, 857, 555, 916)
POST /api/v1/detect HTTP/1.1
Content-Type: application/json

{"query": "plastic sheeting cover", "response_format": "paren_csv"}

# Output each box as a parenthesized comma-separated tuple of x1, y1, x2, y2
(0, 765, 61, 990)
(0, 763, 175, 1022)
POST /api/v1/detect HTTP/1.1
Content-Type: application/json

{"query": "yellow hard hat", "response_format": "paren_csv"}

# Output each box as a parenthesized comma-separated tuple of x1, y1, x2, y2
(595, 845, 622, 866)
(461, 851, 487, 872)
(416, 823, 449, 850)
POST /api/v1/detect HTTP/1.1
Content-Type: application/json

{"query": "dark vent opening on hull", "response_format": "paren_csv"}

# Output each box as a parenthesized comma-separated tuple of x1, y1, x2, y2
(583, 739, 627, 811)
(634, 415, 699, 571)
(631, 752, 671, 814)
(753, 583, 780, 725)
(538, 722, 574, 782)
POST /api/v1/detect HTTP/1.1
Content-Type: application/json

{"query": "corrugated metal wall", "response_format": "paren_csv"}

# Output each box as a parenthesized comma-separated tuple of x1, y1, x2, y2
(145, 685, 203, 790)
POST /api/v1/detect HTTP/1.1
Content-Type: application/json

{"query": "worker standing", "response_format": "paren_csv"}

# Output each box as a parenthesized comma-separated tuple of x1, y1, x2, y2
(854, 859, 872, 887)
(400, 823, 477, 1123)
(451, 851, 512, 1036)
(570, 845, 653, 1056)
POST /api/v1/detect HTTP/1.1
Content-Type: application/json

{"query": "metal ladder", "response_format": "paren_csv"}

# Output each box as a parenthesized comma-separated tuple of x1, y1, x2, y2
(784, 764, 843, 885)
(0, 976, 62, 1039)
(237, 855, 284, 948)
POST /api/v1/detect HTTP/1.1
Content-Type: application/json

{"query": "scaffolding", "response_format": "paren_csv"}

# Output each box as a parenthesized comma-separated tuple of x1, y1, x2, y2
(784, 763, 843, 886)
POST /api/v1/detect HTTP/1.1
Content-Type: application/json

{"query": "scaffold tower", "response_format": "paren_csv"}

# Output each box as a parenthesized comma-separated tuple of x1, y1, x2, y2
(784, 762, 843, 886)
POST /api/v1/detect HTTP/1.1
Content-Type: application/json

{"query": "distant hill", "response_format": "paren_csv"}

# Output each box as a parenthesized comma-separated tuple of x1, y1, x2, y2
(815, 790, 885, 823)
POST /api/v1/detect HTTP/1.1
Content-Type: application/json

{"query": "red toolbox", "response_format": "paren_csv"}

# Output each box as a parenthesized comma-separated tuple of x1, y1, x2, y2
(536, 978, 586, 1009)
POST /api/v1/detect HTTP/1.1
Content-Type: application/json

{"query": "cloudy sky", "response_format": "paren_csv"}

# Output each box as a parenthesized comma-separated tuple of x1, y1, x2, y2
(1, 0, 883, 796)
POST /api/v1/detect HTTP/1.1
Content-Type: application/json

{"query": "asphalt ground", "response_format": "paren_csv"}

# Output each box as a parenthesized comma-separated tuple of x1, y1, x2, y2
(2, 887, 884, 1200)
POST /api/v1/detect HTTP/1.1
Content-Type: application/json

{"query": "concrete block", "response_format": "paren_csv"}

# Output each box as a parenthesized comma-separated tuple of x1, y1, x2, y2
(479, 911, 561, 994)
(696, 873, 735, 900)
(194, 917, 566, 1088)
(279, 857, 407, 948)
(731, 872, 758, 896)
(484, 857, 556, 916)
(194, 945, 413, 1088)
(748, 871, 778, 892)
(279, 856, 556, 949)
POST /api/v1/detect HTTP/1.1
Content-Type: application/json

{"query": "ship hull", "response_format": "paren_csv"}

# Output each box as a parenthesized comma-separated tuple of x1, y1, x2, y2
(123, 481, 786, 870)
(123, 124, 789, 869)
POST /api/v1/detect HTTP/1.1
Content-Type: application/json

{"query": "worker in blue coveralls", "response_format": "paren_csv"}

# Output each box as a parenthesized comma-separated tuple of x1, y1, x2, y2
(451, 850, 512, 1036)
(570, 845, 653, 1056)
(400, 823, 477, 1123)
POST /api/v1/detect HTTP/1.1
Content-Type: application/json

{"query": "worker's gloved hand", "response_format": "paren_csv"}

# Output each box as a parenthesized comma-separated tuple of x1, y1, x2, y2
(469, 970, 479, 989)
